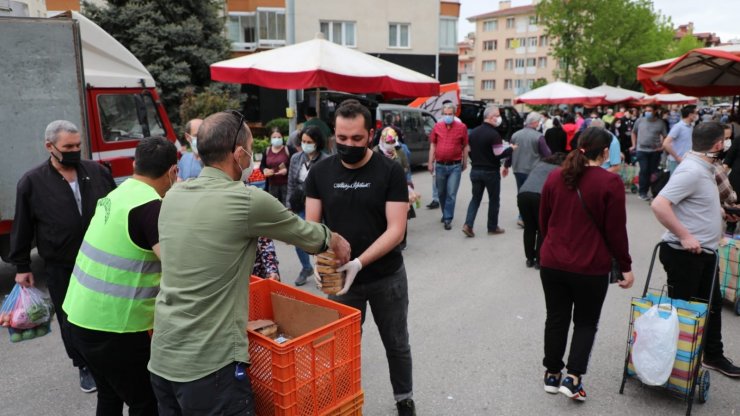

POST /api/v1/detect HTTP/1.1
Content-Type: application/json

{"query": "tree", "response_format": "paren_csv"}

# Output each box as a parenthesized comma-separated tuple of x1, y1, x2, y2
(537, 0, 674, 88)
(83, 0, 232, 125)
(668, 33, 705, 58)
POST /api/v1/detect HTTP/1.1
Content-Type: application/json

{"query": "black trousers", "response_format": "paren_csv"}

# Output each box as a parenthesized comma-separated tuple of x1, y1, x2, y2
(659, 244, 724, 358)
(150, 363, 255, 416)
(540, 267, 609, 376)
(45, 264, 85, 368)
(517, 192, 542, 262)
(70, 324, 157, 416)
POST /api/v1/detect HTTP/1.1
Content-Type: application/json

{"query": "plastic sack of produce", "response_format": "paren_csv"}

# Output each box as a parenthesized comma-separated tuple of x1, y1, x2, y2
(11, 286, 53, 329)
(632, 304, 680, 386)
(0, 284, 22, 328)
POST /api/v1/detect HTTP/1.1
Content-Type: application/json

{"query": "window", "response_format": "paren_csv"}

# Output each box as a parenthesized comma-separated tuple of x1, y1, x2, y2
(515, 58, 525, 68)
(258, 9, 286, 45)
(529, 15, 538, 25)
(539, 35, 549, 47)
(228, 13, 257, 48)
(389, 23, 410, 48)
(515, 79, 524, 89)
(506, 17, 515, 28)
(440, 18, 457, 51)
(528, 37, 537, 48)
(320, 21, 356, 47)
(98, 94, 165, 142)
(526, 58, 536, 67)
(505, 38, 514, 49)
(482, 60, 496, 71)
(538, 57, 548, 68)
(481, 80, 496, 90)
(483, 19, 498, 31)
(527, 79, 535, 89)
(483, 40, 497, 51)
(505, 59, 513, 70)
(518, 37, 527, 47)
(504, 99, 512, 105)
(504, 79, 513, 90)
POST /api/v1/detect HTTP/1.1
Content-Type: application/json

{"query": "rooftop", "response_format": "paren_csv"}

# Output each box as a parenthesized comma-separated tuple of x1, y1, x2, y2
(468, 4, 536, 22)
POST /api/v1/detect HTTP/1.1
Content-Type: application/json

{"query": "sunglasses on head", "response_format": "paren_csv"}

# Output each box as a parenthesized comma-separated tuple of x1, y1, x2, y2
(228, 110, 246, 152)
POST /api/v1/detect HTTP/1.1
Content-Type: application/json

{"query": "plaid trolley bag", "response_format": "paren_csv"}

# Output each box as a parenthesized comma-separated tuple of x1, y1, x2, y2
(717, 238, 740, 315)
(619, 243, 717, 416)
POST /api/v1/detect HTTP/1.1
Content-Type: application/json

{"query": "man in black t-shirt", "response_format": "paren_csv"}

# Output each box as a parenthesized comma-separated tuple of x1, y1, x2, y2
(462, 105, 513, 237)
(305, 100, 416, 416)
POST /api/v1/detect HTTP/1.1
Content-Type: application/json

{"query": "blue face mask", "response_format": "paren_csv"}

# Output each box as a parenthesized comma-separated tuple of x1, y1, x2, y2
(644, 111, 653, 119)
(302, 143, 316, 154)
(443, 115, 454, 125)
(271, 137, 283, 148)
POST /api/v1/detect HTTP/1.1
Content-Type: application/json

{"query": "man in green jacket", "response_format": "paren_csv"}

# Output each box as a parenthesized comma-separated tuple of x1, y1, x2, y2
(149, 111, 350, 415)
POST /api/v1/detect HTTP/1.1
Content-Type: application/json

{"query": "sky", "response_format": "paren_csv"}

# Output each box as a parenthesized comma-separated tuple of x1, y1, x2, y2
(458, 0, 740, 43)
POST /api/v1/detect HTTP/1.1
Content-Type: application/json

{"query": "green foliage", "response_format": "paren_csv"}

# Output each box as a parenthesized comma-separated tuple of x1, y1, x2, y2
(252, 137, 271, 156)
(265, 118, 290, 136)
(82, 0, 231, 125)
(537, 0, 674, 88)
(668, 34, 705, 58)
(179, 86, 240, 126)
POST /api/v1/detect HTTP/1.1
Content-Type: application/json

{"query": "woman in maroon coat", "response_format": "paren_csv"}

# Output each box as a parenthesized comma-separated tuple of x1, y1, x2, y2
(538, 127, 635, 402)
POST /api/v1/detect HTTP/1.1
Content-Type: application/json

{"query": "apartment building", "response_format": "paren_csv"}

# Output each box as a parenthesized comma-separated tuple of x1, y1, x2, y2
(467, 0, 557, 105)
(457, 34, 474, 99)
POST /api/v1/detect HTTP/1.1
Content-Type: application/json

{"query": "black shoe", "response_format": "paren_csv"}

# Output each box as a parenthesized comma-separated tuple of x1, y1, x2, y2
(443, 222, 452, 230)
(462, 224, 475, 237)
(559, 375, 586, 402)
(703, 355, 740, 377)
(534, 260, 541, 270)
(426, 200, 440, 209)
(544, 371, 562, 394)
(79, 367, 97, 393)
(396, 399, 416, 416)
(294, 268, 312, 286)
(526, 259, 535, 268)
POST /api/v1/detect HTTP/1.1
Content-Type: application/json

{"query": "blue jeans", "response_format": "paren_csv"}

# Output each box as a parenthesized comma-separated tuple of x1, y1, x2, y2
(636, 151, 661, 196)
(295, 211, 312, 272)
(464, 168, 501, 232)
(435, 162, 462, 223)
(330, 265, 412, 401)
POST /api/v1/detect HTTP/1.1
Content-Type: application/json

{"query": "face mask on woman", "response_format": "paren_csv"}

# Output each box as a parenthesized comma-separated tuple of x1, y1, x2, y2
(271, 137, 283, 148)
(302, 143, 316, 154)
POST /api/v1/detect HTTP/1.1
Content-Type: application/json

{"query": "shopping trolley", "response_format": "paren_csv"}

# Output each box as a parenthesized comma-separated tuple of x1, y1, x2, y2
(619, 242, 717, 416)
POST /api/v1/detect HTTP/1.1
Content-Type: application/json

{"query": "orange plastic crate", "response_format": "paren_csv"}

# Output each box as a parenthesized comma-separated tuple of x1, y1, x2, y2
(323, 390, 363, 416)
(248, 279, 362, 416)
(250, 275, 262, 284)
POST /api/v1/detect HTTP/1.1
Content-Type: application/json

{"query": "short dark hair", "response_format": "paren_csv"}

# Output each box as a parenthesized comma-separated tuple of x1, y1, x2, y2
(198, 112, 251, 166)
(134, 137, 177, 178)
(335, 99, 372, 131)
(305, 107, 318, 117)
(681, 105, 697, 119)
(300, 126, 326, 152)
(693, 121, 724, 152)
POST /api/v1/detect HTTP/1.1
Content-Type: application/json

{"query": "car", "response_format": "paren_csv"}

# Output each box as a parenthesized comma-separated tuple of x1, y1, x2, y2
(375, 104, 437, 167)
(459, 99, 524, 141)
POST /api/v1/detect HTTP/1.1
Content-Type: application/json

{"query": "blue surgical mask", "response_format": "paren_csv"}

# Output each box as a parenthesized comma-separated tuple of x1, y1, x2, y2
(644, 111, 653, 119)
(443, 115, 454, 125)
(302, 143, 316, 154)
(271, 137, 283, 148)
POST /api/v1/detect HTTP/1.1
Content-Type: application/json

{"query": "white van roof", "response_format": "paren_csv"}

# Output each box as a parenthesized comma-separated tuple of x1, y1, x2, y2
(64, 11, 156, 88)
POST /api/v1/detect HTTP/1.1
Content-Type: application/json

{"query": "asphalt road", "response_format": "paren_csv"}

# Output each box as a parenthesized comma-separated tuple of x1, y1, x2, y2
(1, 167, 739, 416)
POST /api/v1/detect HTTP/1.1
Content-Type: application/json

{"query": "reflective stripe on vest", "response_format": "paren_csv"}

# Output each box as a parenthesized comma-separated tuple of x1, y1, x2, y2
(79, 240, 161, 275)
(72, 264, 159, 300)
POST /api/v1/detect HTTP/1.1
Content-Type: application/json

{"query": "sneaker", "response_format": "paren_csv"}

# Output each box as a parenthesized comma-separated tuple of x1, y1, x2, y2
(544, 371, 562, 394)
(638, 194, 651, 201)
(517, 220, 525, 228)
(526, 259, 535, 268)
(559, 376, 586, 402)
(534, 260, 541, 270)
(294, 268, 312, 286)
(396, 399, 416, 416)
(443, 221, 452, 230)
(703, 355, 740, 377)
(487, 227, 505, 235)
(79, 367, 97, 393)
(462, 224, 475, 237)
(426, 200, 440, 209)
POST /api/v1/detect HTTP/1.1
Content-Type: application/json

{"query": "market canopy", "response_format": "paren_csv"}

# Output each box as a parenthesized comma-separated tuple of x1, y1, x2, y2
(210, 36, 439, 97)
(514, 81, 605, 105)
(635, 93, 698, 106)
(590, 84, 645, 104)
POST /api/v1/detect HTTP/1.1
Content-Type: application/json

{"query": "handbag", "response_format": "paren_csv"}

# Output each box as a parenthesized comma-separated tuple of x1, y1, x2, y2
(576, 187, 625, 283)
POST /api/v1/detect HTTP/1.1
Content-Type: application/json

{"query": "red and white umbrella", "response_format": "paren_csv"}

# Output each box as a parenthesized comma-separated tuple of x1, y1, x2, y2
(590, 84, 645, 104)
(514, 81, 605, 105)
(634, 93, 698, 106)
(210, 37, 439, 97)
(637, 57, 676, 95)
(657, 45, 740, 96)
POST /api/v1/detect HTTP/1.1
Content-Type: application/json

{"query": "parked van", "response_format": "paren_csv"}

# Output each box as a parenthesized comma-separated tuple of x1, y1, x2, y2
(375, 104, 436, 167)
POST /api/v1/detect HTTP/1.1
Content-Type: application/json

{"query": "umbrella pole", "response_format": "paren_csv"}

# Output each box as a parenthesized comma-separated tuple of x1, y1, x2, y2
(316, 88, 320, 117)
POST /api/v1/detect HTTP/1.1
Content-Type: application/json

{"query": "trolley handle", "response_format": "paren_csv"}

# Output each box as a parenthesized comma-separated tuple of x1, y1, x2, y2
(643, 242, 719, 301)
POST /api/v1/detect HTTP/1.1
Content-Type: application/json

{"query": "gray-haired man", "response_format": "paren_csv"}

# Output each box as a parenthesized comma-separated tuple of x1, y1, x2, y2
(510, 112, 551, 225)
(9, 120, 116, 392)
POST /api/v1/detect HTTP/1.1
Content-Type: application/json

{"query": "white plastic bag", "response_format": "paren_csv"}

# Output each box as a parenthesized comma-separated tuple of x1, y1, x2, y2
(632, 304, 679, 386)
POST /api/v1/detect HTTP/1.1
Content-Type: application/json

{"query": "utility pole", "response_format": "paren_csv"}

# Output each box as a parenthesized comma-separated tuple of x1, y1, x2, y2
(286, 0, 297, 134)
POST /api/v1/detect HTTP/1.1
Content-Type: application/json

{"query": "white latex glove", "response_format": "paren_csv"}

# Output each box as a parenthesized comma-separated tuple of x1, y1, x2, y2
(336, 258, 362, 296)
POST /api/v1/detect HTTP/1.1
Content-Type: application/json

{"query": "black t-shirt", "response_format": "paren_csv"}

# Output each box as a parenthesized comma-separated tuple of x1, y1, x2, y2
(305, 152, 407, 284)
(128, 200, 161, 251)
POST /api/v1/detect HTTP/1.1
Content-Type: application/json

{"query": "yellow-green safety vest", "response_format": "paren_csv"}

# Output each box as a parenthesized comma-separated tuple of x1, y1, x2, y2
(63, 178, 161, 333)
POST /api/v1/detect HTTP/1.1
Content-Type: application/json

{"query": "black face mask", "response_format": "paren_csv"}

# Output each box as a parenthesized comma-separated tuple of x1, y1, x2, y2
(336, 142, 367, 164)
(52, 144, 81, 166)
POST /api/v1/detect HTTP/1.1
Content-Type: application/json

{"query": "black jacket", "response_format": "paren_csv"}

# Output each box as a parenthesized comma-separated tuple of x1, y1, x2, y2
(9, 159, 116, 272)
